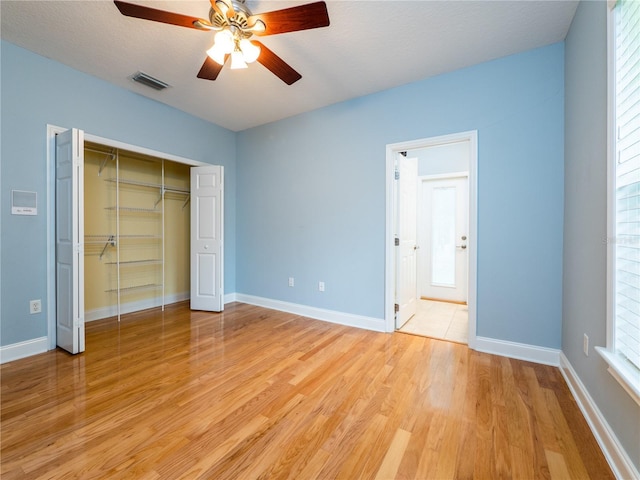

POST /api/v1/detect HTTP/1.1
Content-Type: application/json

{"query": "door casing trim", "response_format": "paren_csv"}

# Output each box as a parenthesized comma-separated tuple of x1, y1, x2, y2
(385, 130, 478, 349)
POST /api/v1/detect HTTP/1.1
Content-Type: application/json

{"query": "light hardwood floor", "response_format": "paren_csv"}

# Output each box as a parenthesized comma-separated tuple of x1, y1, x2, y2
(1, 302, 613, 479)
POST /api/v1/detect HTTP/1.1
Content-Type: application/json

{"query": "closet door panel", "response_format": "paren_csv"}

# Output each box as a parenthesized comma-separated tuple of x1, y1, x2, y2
(190, 166, 224, 311)
(56, 128, 85, 354)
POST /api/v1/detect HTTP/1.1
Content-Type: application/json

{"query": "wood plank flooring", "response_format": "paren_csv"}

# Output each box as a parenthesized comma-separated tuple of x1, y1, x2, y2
(1, 302, 614, 479)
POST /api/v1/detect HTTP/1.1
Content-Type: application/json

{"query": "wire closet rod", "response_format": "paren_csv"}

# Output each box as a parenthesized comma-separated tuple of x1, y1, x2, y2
(87, 147, 117, 176)
(86, 147, 115, 157)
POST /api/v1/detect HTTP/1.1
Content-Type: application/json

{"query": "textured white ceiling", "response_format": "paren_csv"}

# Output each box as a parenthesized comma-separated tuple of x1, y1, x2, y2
(1, 0, 578, 131)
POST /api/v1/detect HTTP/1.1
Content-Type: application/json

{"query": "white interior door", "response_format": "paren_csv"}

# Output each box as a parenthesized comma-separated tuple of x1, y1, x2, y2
(190, 165, 224, 311)
(420, 177, 468, 303)
(396, 155, 418, 328)
(56, 128, 85, 354)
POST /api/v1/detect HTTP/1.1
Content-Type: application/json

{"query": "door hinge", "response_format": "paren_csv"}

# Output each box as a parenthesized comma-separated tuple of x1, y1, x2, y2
(73, 243, 84, 254)
(394, 303, 400, 313)
(394, 237, 400, 246)
(394, 169, 400, 180)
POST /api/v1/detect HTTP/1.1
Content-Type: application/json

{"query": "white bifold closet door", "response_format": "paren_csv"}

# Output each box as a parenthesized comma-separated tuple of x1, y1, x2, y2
(56, 128, 85, 354)
(190, 166, 224, 312)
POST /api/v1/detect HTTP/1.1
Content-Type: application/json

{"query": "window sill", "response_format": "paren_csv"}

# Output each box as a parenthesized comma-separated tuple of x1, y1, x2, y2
(595, 347, 640, 407)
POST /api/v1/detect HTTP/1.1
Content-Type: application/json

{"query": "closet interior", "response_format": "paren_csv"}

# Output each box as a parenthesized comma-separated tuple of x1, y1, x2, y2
(83, 142, 191, 321)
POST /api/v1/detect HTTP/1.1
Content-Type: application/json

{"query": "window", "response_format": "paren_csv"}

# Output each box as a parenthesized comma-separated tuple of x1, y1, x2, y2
(597, 0, 640, 406)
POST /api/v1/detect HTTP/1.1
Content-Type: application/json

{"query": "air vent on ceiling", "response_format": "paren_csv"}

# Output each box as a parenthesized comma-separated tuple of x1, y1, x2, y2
(130, 71, 170, 91)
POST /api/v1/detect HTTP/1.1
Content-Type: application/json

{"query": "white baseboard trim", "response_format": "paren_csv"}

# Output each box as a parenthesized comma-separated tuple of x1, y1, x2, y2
(0, 337, 48, 365)
(224, 292, 237, 304)
(85, 292, 190, 322)
(474, 336, 561, 366)
(560, 353, 640, 480)
(235, 294, 386, 332)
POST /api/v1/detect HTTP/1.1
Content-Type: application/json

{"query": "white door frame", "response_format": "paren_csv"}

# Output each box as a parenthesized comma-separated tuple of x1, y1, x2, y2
(385, 130, 478, 349)
(46, 125, 208, 350)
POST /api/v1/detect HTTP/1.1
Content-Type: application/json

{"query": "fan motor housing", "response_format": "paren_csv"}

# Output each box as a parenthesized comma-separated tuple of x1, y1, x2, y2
(210, 0, 254, 35)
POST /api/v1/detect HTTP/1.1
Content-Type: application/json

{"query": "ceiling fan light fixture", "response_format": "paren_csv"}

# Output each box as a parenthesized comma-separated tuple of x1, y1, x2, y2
(206, 43, 227, 65)
(239, 39, 260, 63)
(113, 0, 329, 84)
(207, 28, 236, 65)
(214, 29, 234, 52)
(230, 49, 248, 69)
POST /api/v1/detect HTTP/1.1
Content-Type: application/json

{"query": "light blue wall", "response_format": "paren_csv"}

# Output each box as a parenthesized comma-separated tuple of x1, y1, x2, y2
(564, 1, 640, 471)
(236, 43, 565, 348)
(1, 40, 236, 346)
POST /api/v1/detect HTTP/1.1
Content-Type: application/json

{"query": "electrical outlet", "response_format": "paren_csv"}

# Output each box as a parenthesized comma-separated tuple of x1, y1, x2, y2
(583, 334, 589, 356)
(319, 281, 325, 292)
(288, 277, 295, 287)
(29, 299, 41, 315)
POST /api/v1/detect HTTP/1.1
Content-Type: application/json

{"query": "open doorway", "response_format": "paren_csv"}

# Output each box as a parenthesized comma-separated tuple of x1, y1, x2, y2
(385, 131, 478, 348)
(404, 170, 469, 342)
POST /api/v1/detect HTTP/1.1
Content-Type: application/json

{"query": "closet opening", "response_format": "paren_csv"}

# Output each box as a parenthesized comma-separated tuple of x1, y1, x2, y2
(48, 126, 224, 354)
(83, 142, 191, 322)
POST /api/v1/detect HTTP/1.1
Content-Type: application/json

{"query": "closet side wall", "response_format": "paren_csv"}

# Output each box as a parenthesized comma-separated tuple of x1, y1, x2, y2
(164, 161, 191, 300)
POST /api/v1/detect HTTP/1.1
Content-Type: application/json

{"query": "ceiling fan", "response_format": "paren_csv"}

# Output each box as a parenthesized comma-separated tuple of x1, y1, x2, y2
(113, 0, 330, 85)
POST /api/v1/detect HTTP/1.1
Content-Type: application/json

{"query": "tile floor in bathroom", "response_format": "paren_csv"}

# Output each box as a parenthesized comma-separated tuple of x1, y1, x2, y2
(398, 299, 468, 344)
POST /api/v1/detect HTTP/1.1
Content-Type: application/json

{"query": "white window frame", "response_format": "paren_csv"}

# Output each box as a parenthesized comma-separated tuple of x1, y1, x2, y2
(596, 0, 640, 407)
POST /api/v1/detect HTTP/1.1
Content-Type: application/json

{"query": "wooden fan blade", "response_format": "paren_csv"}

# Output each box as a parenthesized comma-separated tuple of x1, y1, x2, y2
(249, 1, 329, 36)
(114, 1, 212, 30)
(197, 56, 227, 81)
(253, 41, 302, 85)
